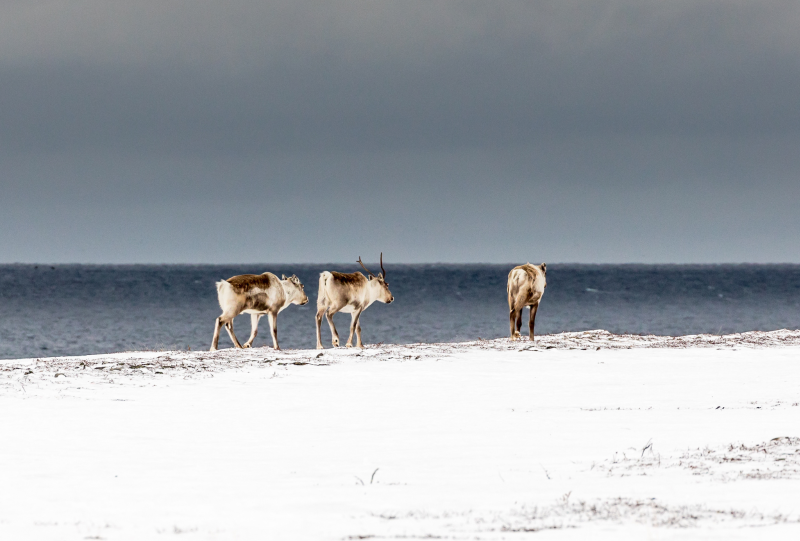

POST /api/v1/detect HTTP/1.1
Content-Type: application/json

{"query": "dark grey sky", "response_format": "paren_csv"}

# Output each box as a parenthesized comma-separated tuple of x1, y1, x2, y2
(2, 1, 799, 263)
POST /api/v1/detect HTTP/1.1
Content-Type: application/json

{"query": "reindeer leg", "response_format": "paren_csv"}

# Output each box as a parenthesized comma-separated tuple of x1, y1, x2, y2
(346, 309, 362, 348)
(529, 303, 539, 341)
(325, 308, 341, 347)
(509, 308, 521, 340)
(243, 313, 261, 348)
(355, 313, 364, 349)
(315, 306, 326, 349)
(267, 311, 279, 350)
(224, 319, 243, 348)
(211, 316, 224, 351)
(516, 311, 523, 334)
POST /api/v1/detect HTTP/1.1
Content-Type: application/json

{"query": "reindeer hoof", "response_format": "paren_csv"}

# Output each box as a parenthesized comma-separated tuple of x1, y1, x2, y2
(209, 346, 218, 352)
(242, 344, 251, 349)
(316, 345, 324, 350)
(345, 343, 353, 348)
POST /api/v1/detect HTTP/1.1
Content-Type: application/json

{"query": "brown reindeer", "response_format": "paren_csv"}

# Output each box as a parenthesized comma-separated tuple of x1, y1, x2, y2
(210, 273, 308, 351)
(315, 254, 394, 349)
(507, 263, 547, 341)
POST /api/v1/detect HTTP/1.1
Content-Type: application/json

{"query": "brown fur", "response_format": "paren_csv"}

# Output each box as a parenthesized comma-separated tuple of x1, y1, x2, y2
(226, 273, 272, 294)
(329, 271, 366, 287)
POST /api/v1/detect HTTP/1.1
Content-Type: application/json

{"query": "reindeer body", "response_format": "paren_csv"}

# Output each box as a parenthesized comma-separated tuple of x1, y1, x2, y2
(315, 255, 394, 349)
(210, 272, 308, 351)
(507, 263, 547, 341)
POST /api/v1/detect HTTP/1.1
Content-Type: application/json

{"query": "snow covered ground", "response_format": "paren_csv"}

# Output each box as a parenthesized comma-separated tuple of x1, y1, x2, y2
(1, 330, 800, 540)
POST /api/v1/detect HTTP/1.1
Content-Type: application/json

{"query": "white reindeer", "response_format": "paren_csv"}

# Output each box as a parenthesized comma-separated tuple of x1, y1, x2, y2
(315, 254, 394, 349)
(507, 263, 547, 341)
(210, 273, 308, 351)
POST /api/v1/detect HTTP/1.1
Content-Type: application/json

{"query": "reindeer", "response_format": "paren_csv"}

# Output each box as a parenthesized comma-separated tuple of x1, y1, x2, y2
(315, 254, 394, 349)
(507, 262, 547, 341)
(210, 273, 308, 351)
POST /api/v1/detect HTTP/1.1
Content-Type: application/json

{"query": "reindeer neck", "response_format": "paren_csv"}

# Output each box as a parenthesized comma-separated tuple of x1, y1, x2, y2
(278, 280, 294, 309)
(365, 280, 382, 306)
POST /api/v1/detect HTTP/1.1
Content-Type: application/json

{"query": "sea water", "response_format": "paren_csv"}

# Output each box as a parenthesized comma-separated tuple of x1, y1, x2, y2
(1, 264, 799, 359)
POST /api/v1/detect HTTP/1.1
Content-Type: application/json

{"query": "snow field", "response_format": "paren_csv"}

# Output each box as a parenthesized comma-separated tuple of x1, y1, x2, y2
(1, 332, 799, 540)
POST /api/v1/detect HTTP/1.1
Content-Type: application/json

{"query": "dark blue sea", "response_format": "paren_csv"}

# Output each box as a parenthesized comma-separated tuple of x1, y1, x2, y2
(1, 264, 799, 360)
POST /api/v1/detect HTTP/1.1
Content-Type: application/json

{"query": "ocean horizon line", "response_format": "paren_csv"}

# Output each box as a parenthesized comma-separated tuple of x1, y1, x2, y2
(3, 261, 800, 267)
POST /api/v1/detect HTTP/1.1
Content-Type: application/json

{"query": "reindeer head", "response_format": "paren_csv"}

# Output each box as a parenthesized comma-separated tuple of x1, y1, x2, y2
(358, 253, 394, 304)
(281, 274, 309, 305)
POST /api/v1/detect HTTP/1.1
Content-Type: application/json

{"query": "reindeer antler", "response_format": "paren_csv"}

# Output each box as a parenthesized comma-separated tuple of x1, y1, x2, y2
(380, 252, 386, 278)
(357, 256, 376, 277)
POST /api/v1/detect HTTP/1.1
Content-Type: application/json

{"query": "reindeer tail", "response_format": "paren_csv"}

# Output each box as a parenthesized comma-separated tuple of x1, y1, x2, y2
(215, 280, 236, 311)
(317, 271, 332, 309)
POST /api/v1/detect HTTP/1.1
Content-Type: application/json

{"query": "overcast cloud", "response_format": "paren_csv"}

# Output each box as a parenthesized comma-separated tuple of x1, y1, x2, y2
(1, 1, 799, 263)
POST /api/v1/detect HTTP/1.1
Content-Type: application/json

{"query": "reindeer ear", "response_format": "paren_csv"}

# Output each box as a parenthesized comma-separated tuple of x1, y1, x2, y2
(368, 275, 373, 281)
(540, 263, 547, 273)
(282, 274, 287, 280)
